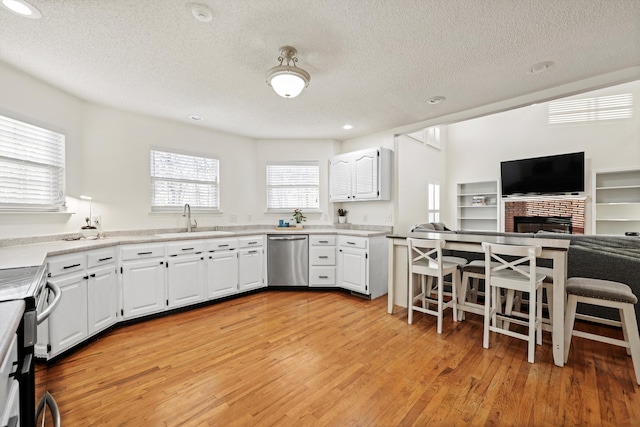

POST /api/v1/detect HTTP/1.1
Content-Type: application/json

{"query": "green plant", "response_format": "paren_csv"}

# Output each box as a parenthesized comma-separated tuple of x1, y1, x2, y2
(292, 208, 306, 223)
(338, 208, 347, 216)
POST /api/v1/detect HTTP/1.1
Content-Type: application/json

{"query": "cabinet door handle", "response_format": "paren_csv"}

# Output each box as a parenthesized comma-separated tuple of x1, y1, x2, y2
(63, 263, 81, 269)
(346, 241, 356, 245)
(137, 252, 152, 255)
(247, 250, 259, 254)
(319, 256, 329, 259)
(218, 244, 229, 247)
(319, 275, 329, 279)
(319, 240, 329, 243)
(248, 241, 258, 245)
(181, 247, 194, 251)
(98, 257, 113, 262)
(90, 273, 96, 278)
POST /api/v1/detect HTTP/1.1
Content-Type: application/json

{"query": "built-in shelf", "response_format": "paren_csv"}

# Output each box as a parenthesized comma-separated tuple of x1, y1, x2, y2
(457, 181, 499, 232)
(593, 167, 640, 235)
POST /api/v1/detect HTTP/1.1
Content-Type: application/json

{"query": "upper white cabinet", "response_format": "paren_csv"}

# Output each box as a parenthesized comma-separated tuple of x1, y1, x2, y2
(456, 181, 499, 232)
(329, 147, 392, 202)
(593, 167, 640, 235)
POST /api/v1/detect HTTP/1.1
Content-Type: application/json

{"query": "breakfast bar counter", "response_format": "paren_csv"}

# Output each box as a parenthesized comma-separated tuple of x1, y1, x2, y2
(386, 231, 570, 367)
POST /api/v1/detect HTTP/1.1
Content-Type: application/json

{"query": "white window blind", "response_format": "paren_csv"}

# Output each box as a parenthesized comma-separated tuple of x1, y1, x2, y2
(266, 161, 319, 211)
(406, 126, 441, 149)
(150, 149, 219, 211)
(0, 114, 65, 211)
(548, 93, 633, 124)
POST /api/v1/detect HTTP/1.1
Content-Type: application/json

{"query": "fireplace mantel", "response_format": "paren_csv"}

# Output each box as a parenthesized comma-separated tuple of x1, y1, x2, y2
(503, 195, 588, 203)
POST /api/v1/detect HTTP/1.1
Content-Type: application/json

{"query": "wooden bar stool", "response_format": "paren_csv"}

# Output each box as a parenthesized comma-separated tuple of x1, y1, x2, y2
(564, 277, 640, 385)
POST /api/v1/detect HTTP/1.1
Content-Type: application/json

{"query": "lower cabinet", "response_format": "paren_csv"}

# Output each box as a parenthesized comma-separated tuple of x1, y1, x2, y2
(48, 271, 88, 356)
(337, 235, 388, 299)
(166, 242, 206, 309)
(309, 235, 337, 287)
(207, 250, 239, 298)
(238, 236, 265, 291)
(122, 257, 166, 319)
(87, 265, 118, 335)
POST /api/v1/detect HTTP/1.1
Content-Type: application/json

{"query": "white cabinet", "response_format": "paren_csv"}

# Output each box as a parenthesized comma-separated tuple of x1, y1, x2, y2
(87, 264, 118, 336)
(238, 236, 265, 291)
(167, 242, 206, 308)
(309, 235, 337, 287)
(329, 146, 392, 202)
(121, 244, 166, 320)
(206, 238, 239, 299)
(593, 167, 640, 235)
(48, 264, 88, 356)
(0, 334, 18, 426)
(336, 235, 388, 299)
(456, 181, 499, 232)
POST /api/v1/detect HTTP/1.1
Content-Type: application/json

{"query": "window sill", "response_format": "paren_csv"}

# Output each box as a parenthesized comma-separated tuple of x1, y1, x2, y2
(148, 210, 223, 215)
(0, 210, 74, 217)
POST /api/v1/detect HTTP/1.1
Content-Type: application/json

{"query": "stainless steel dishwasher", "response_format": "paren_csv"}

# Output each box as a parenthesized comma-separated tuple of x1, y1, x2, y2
(267, 235, 309, 286)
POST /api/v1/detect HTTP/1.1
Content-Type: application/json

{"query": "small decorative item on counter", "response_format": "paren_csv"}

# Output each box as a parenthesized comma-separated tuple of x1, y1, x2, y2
(292, 208, 306, 224)
(80, 217, 99, 239)
(338, 208, 347, 224)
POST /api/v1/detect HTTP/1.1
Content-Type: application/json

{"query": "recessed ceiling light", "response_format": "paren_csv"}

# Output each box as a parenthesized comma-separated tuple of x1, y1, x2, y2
(528, 61, 554, 74)
(2, 0, 41, 18)
(342, 124, 353, 130)
(427, 96, 446, 105)
(188, 114, 203, 121)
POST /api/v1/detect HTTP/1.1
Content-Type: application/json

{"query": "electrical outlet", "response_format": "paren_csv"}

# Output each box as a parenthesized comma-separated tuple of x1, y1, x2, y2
(92, 215, 101, 226)
(363, 214, 368, 223)
(384, 215, 392, 222)
(229, 215, 238, 222)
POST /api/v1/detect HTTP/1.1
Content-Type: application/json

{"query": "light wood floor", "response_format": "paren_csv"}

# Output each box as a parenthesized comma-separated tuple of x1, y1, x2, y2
(37, 290, 640, 426)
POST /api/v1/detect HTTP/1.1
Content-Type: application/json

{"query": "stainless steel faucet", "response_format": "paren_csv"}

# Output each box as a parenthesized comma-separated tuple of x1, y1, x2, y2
(183, 203, 197, 232)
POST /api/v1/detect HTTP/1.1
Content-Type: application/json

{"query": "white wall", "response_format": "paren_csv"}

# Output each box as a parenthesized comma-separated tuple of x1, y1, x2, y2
(444, 80, 640, 232)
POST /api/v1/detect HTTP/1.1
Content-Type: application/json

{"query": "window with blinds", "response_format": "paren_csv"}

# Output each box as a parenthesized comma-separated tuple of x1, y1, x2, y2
(150, 148, 219, 211)
(548, 93, 633, 124)
(427, 181, 440, 223)
(406, 125, 441, 149)
(0, 114, 65, 211)
(266, 161, 319, 211)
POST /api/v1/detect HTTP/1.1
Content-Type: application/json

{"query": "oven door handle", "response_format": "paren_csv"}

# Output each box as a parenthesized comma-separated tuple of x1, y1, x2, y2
(36, 391, 61, 427)
(37, 281, 62, 325)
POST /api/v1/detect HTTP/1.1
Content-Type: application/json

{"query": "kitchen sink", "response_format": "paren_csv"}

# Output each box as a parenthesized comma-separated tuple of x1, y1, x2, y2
(155, 230, 234, 238)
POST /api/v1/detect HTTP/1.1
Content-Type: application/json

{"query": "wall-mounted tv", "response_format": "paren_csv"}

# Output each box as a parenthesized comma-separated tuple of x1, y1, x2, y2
(500, 152, 585, 197)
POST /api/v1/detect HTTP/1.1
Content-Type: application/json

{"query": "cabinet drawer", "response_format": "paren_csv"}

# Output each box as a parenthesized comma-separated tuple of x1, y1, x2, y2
(310, 247, 335, 265)
(167, 241, 205, 256)
(338, 235, 368, 249)
(48, 253, 86, 277)
(0, 334, 17, 413)
(206, 238, 238, 252)
(310, 235, 336, 246)
(86, 248, 116, 268)
(310, 267, 336, 285)
(121, 244, 166, 261)
(238, 236, 264, 248)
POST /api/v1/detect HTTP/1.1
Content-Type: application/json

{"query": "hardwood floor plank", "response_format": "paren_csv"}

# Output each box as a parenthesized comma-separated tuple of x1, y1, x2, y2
(38, 291, 640, 426)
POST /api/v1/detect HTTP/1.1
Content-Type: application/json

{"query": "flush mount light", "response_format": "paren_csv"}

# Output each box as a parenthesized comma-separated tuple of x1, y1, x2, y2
(266, 46, 311, 99)
(528, 61, 554, 74)
(427, 96, 446, 105)
(188, 114, 203, 121)
(190, 4, 212, 22)
(2, 0, 41, 18)
(342, 124, 354, 130)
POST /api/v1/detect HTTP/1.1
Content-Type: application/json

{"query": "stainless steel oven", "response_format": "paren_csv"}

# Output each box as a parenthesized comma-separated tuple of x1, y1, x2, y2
(0, 265, 61, 427)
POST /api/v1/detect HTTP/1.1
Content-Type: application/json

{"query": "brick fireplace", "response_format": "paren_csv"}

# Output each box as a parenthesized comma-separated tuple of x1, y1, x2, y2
(504, 198, 586, 234)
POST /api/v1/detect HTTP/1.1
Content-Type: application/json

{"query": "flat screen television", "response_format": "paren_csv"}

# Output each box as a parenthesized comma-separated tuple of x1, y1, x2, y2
(500, 152, 585, 196)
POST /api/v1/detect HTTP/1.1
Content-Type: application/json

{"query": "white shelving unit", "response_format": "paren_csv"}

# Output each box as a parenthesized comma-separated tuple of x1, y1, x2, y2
(593, 167, 640, 235)
(457, 181, 499, 232)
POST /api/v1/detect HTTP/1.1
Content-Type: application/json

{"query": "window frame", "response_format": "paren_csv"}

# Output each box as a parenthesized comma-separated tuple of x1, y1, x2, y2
(427, 180, 440, 223)
(150, 147, 220, 212)
(265, 160, 320, 213)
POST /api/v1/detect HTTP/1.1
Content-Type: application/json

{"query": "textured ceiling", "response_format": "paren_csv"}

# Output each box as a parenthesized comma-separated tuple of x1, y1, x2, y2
(1, 0, 639, 140)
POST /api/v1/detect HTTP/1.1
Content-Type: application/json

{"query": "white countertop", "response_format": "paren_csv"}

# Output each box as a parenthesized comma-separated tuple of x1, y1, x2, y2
(0, 228, 389, 269)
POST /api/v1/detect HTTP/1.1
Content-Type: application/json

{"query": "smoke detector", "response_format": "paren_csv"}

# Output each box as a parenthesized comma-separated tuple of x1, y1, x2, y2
(189, 3, 212, 22)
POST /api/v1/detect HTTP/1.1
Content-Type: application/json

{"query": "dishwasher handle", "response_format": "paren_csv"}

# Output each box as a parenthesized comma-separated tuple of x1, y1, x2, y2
(268, 236, 307, 241)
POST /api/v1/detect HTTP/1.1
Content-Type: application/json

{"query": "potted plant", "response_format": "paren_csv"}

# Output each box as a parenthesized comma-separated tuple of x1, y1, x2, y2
(292, 208, 306, 225)
(338, 208, 347, 224)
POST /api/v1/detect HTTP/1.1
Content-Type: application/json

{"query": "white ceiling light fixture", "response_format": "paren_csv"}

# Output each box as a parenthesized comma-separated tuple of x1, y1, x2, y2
(528, 61, 554, 74)
(427, 96, 446, 105)
(190, 4, 212, 22)
(188, 114, 203, 121)
(2, 0, 41, 18)
(266, 46, 310, 99)
(342, 124, 353, 130)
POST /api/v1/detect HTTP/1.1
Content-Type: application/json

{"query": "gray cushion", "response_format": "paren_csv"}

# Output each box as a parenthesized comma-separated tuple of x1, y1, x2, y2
(567, 277, 638, 304)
